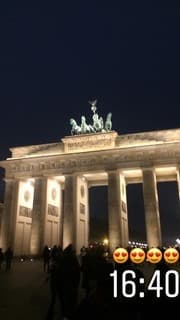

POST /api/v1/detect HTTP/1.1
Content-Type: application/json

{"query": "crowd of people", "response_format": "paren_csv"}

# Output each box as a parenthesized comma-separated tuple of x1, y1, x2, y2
(43, 244, 180, 320)
(43, 244, 81, 320)
(0, 247, 13, 271)
(0, 243, 179, 319)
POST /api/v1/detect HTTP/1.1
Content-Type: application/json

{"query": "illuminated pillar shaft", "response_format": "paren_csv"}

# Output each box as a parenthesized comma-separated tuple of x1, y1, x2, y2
(59, 185, 64, 247)
(63, 175, 88, 254)
(63, 175, 77, 249)
(143, 169, 162, 247)
(108, 170, 129, 251)
(0, 179, 19, 250)
(30, 178, 47, 255)
(0, 208, 2, 247)
(43, 179, 62, 248)
(176, 166, 180, 200)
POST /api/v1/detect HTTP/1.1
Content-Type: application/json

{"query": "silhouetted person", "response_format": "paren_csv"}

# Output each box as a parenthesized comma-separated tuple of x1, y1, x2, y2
(46, 247, 63, 320)
(81, 245, 110, 297)
(75, 256, 142, 320)
(4, 247, 13, 271)
(58, 244, 81, 318)
(49, 245, 58, 265)
(46, 244, 80, 319)
(0, 248, 4, 271)
(42, 245, 50, 272)
(80, 245, 87, 259)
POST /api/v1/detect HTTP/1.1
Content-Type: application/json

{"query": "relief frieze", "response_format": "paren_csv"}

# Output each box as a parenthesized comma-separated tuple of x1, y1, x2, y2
(5, 144, 180, 177)
(62, 131, 117, 153)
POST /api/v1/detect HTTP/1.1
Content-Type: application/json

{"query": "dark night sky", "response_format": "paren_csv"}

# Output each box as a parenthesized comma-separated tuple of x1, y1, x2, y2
(0, 2, 179, 244)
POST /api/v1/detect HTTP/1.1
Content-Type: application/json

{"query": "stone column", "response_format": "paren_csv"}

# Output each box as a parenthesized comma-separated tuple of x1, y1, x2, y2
(63, 174, 89, 253)
(176, 166, 180, 200)
(58, 183, 64, 248)
(30, 178, 47, 255)
(63, 175, 77, 249)
(76, 176, 89, 253)
(108, 170, 129, 251)
(0, 207, 2, 246)
(142, 168, 162, 247)
(0, 179, 19, 250)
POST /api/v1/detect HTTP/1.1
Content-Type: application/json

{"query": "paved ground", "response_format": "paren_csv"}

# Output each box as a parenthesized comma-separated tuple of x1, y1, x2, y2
(0, 258, 179, 320)
(0, 258, 87, 320)
(0, 258, 153, 320)
(0, 259, 51, 320)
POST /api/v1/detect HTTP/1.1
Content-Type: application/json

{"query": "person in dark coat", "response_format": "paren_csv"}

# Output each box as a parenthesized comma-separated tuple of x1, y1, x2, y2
(57, 244, 81, 319)
(0, 248, 4, 271)
(42, 245, 50, 272)
(4, 247, 13, 271)
(46, 248, 63, 320)
(46, 244, 80, 319)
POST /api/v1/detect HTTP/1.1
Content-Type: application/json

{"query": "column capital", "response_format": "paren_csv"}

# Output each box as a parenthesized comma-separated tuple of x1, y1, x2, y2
(33, 176, 48, 182)
(141, 166, 155, 171)
(142, 168, 157, 179)
(107, 169, 121, 175)
(3, 178, 17, 183)
(64, 172, 83, 178)
(64, 173, 75, 178)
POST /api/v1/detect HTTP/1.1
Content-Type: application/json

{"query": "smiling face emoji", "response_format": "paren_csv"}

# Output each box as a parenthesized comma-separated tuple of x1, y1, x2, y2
(164, 248, 179, 264)
(113, 248, 128, 264)
(130, 248, 145, 264)
(147, 248, 162, 264)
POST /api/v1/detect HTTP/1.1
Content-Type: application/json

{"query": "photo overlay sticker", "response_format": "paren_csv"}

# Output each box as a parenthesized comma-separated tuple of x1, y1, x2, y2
(163, 248, 179, 264)
(146, 248, 162, 264)
(113, 248, 128, 264)
(130, 248, 145, 264)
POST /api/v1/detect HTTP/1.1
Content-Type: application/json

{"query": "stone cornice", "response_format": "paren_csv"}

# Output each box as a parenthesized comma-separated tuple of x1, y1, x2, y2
(5, 128, 180, 160)
(9, 142, 64, 158)
(2, 141, 180, 179)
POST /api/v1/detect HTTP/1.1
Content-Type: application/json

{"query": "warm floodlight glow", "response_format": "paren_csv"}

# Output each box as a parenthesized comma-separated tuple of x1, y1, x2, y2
(24, 179, 34, 189)
(103, 238, 109, 245)
(50, 179, 59, 188)
(122, 169, 142, 178)
(155, 166, 177, 176)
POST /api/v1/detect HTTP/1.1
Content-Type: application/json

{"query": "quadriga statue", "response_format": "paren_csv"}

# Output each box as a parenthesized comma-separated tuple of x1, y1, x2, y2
(69, 100, 112, 135)
(70, 118, 81, 135)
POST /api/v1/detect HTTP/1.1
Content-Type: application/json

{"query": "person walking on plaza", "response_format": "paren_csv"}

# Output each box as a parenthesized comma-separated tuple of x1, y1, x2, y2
(5, 247, 13, 271)
(0, 248, 4, 271)
(42, 245, 50, 273)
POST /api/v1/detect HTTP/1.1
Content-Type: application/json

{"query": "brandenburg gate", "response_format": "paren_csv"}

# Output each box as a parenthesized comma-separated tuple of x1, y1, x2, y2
(0, 102, 179, 255)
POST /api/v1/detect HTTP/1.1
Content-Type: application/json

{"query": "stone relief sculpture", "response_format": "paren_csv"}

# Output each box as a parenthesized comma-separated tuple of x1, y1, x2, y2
(70, 100, 112, 135)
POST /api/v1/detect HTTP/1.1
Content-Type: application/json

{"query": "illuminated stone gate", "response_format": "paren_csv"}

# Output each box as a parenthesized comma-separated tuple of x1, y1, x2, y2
(0, 127, 180, 256)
